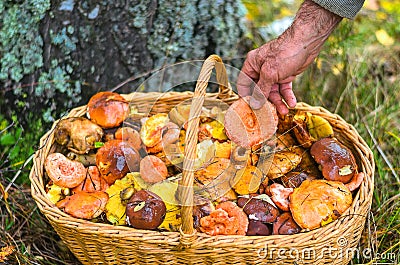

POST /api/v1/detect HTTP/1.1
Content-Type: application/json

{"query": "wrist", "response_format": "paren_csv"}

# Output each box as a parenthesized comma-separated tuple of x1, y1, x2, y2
(279, 0, 342, 56)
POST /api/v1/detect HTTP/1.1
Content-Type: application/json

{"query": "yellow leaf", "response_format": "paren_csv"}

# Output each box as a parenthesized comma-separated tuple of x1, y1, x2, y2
(0, 246, 15, 262)
(375, 29, 394, 46)
(0, 182, 8, 200)
(331, 62, 344, 76)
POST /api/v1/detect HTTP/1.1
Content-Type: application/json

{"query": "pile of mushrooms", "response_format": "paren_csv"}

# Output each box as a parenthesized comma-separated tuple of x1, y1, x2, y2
(44, 91, 365, 236)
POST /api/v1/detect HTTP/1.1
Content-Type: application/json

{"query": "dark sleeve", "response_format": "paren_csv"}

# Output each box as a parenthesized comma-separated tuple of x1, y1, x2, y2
(311, 0, 365, 19)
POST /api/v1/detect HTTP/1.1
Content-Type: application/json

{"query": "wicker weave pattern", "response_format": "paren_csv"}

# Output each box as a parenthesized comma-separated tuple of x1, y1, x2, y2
(30, 55, 374, 265)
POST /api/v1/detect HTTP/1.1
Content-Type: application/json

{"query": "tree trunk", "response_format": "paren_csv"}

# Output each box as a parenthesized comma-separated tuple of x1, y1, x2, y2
(0, 0, 248, 124)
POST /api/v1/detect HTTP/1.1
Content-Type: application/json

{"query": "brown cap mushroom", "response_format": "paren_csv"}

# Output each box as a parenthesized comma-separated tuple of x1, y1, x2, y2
(96, 140, 140, 185)
(87, 92, 129, 128)
(281, 172, 310, 188)
(273, 212, 301, 235)
(54, 117, 104, 154)
(237, 196, 279, 223)
(126, 190, 166, 230)
(247, 220, 271, 236)
(45, 153, 87, 188)
(310, 137, 357, 184)
(224, 96, 278, 148)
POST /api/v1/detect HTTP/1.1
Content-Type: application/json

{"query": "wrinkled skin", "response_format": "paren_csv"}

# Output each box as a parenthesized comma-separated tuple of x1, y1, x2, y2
(45, 153, 87, 188)
(54, 117, 104, 154)
(56, 191, 109, 219)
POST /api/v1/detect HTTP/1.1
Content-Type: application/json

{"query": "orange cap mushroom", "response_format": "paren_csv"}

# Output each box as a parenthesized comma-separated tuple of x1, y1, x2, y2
(224, 96, 278, 148)
(87, 92, 129, 128)
(139, 155, 168, 183)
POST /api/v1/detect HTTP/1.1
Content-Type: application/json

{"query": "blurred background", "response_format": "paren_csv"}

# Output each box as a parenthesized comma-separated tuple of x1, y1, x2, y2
(1, 0, 399, 263)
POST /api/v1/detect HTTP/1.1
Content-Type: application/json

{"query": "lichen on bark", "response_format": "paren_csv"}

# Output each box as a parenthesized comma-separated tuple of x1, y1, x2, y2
(1, 0, 248, 125)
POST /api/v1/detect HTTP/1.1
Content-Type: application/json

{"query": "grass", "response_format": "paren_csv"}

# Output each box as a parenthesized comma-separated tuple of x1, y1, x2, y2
(1, 0, 400, 264)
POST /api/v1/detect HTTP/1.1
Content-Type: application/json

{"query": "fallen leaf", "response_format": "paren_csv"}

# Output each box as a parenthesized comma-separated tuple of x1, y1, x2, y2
(0, 245, 15, 262)
(375, 29, 394, 46)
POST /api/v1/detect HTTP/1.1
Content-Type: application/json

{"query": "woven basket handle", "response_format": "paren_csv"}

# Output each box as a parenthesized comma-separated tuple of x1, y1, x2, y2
(178, 54, 229, 247)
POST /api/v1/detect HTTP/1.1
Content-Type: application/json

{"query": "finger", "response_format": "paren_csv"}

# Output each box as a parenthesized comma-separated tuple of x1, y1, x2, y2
(250, 62, 275, 109)
(237, 70, 255, 97)
(279, 82, 297, 108)
(237, 51, 261, 98)
(249, 84, 266, 110)
(269, 85, 289, 115)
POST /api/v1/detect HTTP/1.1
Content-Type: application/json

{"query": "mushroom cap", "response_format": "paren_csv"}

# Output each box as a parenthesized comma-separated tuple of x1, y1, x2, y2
(247, 220, 271, 236)
(200, 201, 248, 236)
(139, 155, 168, 183)
(237, 196, 279, 223)
(72, 166, 109, 193)
(224, 97, 278, 148)
(310, 137, 357, 183)
(87, 92, 129, 128)
(54, 117, 104, 154)
(272, 212, 301, 235)
(125, 190, 166, 230)
(45, 153, 87, 188)
(289, 179, 352, 230)
(115, 127, 143, 151)
(56, 191, 109, 219)
(96, 140, 140, 185)
(140, 113, 169, 148)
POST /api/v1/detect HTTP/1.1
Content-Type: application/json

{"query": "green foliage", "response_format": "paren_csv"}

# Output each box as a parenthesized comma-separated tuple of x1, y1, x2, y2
(0, 113, 43, 184)
(243, 0, 400, 262)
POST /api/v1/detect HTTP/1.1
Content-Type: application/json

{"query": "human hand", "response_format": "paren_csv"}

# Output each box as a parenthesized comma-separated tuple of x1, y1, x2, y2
(237, 0, 342, 115)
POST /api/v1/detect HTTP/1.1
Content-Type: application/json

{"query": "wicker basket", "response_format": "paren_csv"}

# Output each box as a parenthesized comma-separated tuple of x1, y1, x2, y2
(30, 55, 374, 265)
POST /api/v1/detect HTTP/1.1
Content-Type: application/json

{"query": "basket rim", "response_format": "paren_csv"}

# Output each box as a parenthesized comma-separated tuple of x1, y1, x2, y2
(29, 91, 375, 249)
